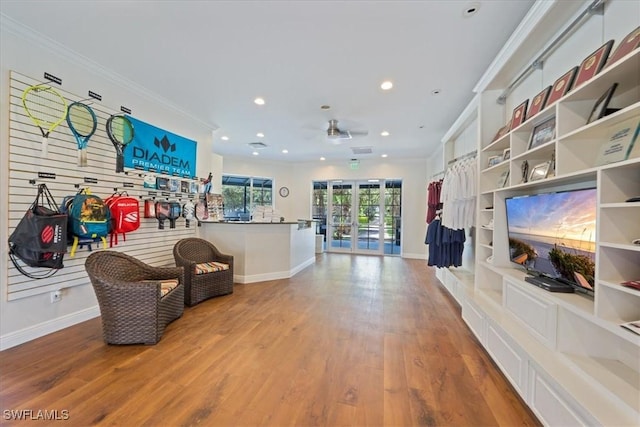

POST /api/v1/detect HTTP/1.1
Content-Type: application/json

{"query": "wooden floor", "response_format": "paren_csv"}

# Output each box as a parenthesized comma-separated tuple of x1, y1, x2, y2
(0, 254, 540, 426)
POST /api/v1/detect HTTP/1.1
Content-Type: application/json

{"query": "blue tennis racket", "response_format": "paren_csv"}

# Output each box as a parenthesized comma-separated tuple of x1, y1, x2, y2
(66, 102, 97, 167)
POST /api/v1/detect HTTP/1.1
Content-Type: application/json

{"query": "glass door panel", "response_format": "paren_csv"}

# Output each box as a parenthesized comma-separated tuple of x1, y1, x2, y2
(329, 182, 353, 251)
(357, 182, 382, 253)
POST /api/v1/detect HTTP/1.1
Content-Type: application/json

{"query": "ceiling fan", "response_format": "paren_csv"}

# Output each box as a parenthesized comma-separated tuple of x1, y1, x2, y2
(326, 119, 368, 143)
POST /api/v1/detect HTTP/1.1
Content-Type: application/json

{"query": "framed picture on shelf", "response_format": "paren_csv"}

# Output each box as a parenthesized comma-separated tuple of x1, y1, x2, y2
(529, 161, 551, 182)
(487, 155, 502, 167)
(605, 26, 640, 69)
(546, 66, 578, 106)
(502, 148, 511, 161)
(587, 83, 617, 124)
(496, 170, 510, 188)
(573, 40, 615, 88)
(510, 99, 529, 129)
(528, 116, 556, 150)
(491, 121, 511, 142)
(527, 86, 552, 119)
(595, 117, 640, 166)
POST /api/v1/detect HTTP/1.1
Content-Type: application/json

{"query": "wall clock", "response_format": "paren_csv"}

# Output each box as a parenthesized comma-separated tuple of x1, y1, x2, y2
(279, 186, 289, 197)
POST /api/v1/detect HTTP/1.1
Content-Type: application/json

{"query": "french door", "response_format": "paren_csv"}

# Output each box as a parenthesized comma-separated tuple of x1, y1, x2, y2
(328, 180, 383, 254)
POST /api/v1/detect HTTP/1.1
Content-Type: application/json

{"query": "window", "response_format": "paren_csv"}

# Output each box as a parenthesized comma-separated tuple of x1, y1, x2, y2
(221, 175, 273, 220)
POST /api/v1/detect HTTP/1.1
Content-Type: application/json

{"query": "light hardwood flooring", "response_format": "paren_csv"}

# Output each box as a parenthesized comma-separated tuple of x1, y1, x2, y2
(0, 254, 540, 426)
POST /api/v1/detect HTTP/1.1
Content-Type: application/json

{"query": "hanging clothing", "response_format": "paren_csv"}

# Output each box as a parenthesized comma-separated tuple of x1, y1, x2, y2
(440, 157, 476, 230)
(426, 179, 442, 224)
(425, 217, 466, 268)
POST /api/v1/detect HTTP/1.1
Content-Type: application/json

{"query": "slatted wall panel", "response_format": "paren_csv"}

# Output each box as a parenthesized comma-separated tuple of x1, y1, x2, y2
(7, 71, 198, 301)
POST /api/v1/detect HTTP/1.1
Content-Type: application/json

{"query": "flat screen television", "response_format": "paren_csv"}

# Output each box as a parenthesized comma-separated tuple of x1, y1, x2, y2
(505, 187, 596, 295)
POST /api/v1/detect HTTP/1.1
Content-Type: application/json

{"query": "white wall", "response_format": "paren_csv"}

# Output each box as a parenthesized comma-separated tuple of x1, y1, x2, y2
(223, 156, 430, 259)
(0, 19, 219, 349)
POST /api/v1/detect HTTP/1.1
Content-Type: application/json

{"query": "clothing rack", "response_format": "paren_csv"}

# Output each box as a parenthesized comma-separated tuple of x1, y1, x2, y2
(447, 150, 477, 165)
(430, 170, 445, 180)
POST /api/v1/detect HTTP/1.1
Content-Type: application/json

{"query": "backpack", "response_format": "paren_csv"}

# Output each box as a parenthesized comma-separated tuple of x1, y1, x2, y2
(182, 200, 195, 228)
(168, 202, 181, 229)
(105, 192, 140, 247)
(62, 188, 110, 256)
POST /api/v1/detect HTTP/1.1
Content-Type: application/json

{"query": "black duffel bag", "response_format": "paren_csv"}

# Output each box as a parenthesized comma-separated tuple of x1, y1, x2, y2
(8, 184, 67, 278)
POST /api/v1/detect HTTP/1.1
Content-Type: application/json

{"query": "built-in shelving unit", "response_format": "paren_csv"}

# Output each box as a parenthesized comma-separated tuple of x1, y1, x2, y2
(435, 2, 640, 425)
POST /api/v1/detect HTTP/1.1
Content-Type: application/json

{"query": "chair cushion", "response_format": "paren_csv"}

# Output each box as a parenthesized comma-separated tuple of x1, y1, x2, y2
(194, 261, 230, 275)
(159, 279, 179, 297)
(140, 279, 179, 297)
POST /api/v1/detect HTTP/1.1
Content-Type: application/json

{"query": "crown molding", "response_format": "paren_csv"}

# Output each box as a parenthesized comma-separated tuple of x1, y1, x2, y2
(0, 13, 218, 131)
(472, 0, 558, 93)
(441, 94, 479, 143)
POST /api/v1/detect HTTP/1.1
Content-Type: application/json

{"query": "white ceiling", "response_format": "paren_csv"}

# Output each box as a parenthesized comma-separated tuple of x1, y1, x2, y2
(1, 0, 535, 162)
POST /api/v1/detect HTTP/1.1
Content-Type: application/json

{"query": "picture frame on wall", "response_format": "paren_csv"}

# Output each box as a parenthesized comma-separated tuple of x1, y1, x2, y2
(528, 116, 556, 150)
(573, 40, 615, 88)
(529, 161, 551, 182)
(526, 86, 552, 119)
(605, 26, 640, 69)
(546, 66, 579, 107)
(510, 99, 529, 129)
(587, 83, 617, 125)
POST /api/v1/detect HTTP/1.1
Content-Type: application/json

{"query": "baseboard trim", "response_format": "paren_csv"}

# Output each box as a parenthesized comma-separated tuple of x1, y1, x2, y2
(402, 252, 428, 260)
(0, 306, 100, 351)
(234, 257, 316, 284)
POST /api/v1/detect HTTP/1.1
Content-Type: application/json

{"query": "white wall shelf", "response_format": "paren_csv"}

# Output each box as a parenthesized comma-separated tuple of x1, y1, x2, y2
(436, 3, 640, 425)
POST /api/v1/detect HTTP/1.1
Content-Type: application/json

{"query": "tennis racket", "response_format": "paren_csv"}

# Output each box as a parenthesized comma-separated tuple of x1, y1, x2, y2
(22, 84, 68, 158)
(66, 102, 97, 167)
(106, 114, 134, 173)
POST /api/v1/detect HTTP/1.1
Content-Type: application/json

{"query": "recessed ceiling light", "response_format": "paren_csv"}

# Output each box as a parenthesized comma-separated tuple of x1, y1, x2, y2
(380, 81, 393, 90)
(221, 136, 229, 141)
(463, 2, 480, 17)
(320, 157, 326, 161)
(254, 97, 265, 105)
(282, 149, 288, 154)
(381, 154, 388, 158)
(320, 105, 331, 110)
(381, 131, 390, 136)
(256, 132, 264, 138)
(252, 151, 259, 156)
(431, 89, 441, 95)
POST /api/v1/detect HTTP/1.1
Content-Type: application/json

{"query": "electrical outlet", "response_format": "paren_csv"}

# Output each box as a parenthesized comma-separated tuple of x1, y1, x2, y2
(50, 290, 62, 303)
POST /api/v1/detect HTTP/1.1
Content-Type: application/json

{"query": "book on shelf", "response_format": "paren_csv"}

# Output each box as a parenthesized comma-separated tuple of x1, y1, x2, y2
(595, 117, 640, 166)
(620, 320, 640, 336)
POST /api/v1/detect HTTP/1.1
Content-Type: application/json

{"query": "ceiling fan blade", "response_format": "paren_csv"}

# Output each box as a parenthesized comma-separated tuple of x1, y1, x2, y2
(349, 130, 369, 137)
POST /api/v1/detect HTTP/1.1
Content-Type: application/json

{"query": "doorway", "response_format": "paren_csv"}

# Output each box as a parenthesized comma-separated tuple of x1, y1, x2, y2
(314, 179, 401, 255)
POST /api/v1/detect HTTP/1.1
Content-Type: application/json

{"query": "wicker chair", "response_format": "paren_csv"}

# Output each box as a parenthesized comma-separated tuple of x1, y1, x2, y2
(173, 238, 234, 306)
(85, 251, 184, 345)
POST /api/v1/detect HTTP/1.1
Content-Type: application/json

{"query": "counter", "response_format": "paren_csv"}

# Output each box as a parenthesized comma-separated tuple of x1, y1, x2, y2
(199, 221, 316, 284)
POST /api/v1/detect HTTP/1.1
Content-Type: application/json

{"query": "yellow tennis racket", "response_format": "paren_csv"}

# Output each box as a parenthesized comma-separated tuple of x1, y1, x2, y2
(22, 84, 68, 158)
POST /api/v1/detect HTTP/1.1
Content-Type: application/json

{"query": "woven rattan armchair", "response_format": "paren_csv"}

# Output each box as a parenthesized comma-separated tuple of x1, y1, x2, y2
(173, 238, 234, 306)
(85, 251, 184, 345)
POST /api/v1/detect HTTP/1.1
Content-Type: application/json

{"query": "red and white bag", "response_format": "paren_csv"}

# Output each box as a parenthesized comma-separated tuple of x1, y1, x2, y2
(105, 192, 140, 247)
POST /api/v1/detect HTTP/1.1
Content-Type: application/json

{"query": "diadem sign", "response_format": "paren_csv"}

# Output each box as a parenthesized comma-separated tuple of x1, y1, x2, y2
(124, 116, 197, 178)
